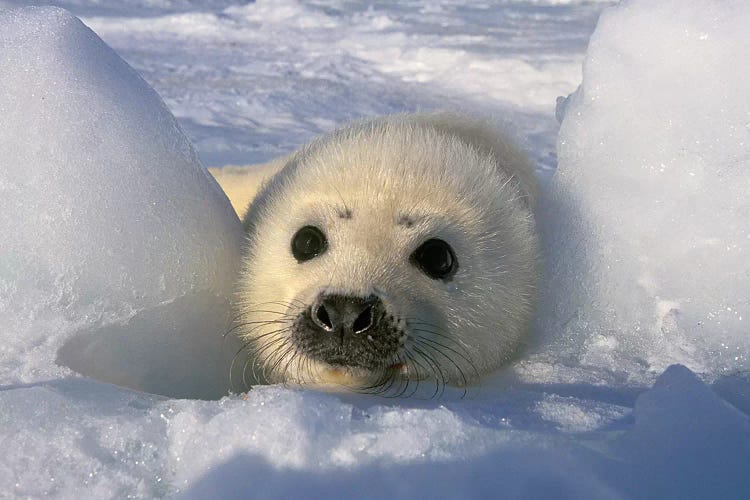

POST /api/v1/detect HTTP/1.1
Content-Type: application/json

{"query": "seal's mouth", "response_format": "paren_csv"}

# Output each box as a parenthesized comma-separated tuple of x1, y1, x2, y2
(390, 362, 407, 372)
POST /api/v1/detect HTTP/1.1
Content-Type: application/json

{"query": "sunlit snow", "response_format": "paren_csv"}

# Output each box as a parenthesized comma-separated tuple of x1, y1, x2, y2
(0, 6, 243, 398)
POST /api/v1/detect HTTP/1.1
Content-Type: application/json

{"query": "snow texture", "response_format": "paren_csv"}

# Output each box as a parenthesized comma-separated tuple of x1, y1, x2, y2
(1, 1, 749, 499)
(536, 0, 750, 386)
(0, 6, 244, 398)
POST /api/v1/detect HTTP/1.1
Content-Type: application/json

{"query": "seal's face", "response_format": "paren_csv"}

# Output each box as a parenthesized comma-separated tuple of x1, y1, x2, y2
(235, 118, 538, 394)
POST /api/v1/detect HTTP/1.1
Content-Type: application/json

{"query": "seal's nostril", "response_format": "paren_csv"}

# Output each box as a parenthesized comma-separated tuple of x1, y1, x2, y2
(352, 305, 373, 334)
(315, 304, 333, 330)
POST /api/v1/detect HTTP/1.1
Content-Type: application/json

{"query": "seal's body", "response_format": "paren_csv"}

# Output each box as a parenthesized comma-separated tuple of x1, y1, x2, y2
(215, 114, 539, 394)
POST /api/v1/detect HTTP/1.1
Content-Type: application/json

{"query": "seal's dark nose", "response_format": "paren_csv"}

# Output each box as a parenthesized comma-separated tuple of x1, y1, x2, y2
(311, 294, 381, 336)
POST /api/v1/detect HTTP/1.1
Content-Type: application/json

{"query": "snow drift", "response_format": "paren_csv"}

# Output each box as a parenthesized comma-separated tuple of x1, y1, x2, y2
(534, 0, 750, 386)
(0, 6, 244, 398)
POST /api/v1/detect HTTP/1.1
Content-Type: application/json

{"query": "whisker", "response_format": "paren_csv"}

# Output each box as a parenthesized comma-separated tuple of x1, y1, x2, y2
(414, 339, 469, 398)
(404, 350, 438, 399)
(409, 327, 473, 358)
(249, 336, 288, 383)
(390, 355, 413, 398)
(414, 335, 478, 384)
(401, 352, 424, 398)
(229, 344, 248, 393)
(268, 344, 297, 383)
(280, 348, 301, 384)
(410, 345, 445, 399)
(224, 318, 292, 339)
(241, 354, 252, 391)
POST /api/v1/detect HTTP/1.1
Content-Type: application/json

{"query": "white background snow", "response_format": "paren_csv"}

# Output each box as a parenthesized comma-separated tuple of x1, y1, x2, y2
(1, 0, 749, 498)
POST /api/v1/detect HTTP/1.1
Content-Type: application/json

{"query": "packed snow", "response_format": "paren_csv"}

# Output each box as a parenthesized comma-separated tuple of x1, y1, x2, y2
(1, 0, 749, 499)
(535, 0, 750, 386)
(0, 6, 244, 398)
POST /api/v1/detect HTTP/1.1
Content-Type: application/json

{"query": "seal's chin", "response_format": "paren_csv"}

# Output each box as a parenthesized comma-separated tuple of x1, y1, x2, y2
(314, 365, 370, 388)
(305, 361, 410, 390)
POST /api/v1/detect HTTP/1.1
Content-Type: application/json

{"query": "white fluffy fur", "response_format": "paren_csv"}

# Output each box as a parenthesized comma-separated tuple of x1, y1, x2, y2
(216, 114, 539, 391)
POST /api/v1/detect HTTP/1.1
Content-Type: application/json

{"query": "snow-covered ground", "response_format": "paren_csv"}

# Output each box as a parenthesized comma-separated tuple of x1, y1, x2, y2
(1, 0, 749, 498)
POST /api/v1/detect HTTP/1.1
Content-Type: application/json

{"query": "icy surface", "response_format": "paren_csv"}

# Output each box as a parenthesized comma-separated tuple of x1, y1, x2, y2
(2, 1, 750, 499)
(536, 0, 750, 386)
(0, 7, 244, 398)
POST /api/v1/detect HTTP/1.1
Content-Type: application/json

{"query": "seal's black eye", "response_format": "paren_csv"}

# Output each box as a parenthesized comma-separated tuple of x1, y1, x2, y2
(291, 226, 328, 262)
(411, 238, 458, 281)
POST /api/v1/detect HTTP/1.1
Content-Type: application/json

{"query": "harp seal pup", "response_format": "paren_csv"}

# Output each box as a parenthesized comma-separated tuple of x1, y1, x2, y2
(219, 113, 539, 394)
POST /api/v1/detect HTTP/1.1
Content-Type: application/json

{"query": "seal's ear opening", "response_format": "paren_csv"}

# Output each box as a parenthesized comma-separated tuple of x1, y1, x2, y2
(208, 155, 290, 219)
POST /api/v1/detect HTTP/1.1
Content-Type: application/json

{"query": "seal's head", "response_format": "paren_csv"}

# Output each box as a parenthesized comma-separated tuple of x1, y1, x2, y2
(235, 114, 538, 395)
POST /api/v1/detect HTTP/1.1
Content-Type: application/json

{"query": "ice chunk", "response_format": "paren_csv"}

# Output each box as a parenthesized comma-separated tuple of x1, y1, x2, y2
(603, 365, 750, 498)
(0, 7, 243, 397)
(535, 0, 750, 384)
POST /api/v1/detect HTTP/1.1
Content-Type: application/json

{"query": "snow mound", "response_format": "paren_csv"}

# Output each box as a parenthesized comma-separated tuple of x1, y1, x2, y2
(535, 0, 750, 385)
(0, 6, 243, 398)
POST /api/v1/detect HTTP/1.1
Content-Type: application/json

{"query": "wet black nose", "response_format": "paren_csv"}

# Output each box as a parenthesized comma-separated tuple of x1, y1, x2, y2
(311, 294, 381, 335)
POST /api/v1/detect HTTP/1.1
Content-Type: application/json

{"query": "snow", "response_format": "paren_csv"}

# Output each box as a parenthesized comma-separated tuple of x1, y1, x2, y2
(4, 366, 748, 498)
(1, 0, 750, 499)
(0, 6, 244, 398)
(536, 0, 750, 386)
(59, 0, 608, 175)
